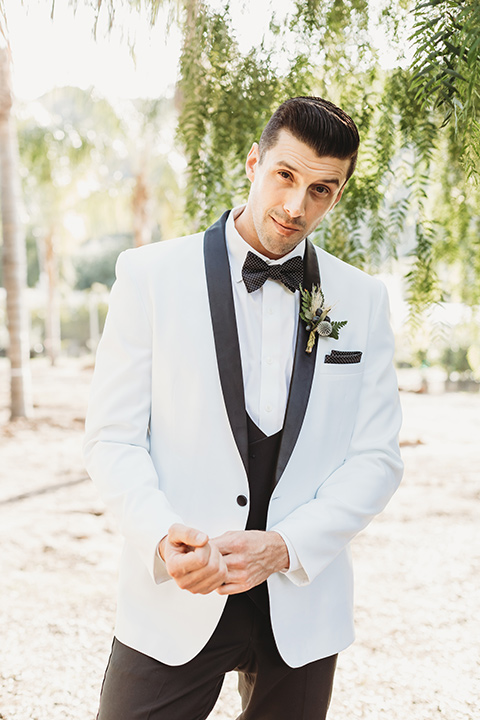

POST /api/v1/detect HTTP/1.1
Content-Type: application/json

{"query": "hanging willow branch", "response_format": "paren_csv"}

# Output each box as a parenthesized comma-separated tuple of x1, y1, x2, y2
(2, 0, 479, 310)
(410, 0, 480, 175)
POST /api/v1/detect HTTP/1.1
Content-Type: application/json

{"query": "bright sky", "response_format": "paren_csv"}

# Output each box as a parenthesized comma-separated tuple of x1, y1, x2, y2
(5, 0, 183, 100)
(4, 0, 411, 102)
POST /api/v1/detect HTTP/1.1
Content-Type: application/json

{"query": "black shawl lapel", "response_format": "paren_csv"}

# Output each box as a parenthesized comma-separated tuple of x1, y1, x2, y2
(274, 239, 320, 486)
(204, 211, 249, 473)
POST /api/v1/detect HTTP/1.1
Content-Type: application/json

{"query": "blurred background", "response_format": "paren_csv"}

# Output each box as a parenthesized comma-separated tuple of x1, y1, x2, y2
(0, 1, 479, 719)
(0, 0, 479, 405)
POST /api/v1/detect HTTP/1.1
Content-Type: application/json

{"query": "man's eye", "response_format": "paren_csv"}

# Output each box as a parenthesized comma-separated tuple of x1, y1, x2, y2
(279, 171, 291, 179)
(315, 186, 329, 195)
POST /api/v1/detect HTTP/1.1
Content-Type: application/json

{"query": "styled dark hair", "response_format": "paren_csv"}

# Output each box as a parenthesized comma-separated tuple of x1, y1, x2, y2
(259, 96, 360, 182)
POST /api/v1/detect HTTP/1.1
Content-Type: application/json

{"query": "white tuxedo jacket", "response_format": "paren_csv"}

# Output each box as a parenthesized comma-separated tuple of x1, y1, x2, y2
(84, 211, 403, 668)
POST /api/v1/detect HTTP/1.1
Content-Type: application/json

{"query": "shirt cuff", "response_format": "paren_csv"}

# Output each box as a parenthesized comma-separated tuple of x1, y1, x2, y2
(275, 530, 302, 574)
(153, 537, 171, 584)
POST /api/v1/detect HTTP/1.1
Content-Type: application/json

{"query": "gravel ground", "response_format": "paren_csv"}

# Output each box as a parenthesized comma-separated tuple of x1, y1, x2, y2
(0, 357, 478, 719)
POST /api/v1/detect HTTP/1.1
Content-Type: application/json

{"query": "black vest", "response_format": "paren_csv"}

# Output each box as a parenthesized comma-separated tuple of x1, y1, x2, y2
(245, 414, 283, 614)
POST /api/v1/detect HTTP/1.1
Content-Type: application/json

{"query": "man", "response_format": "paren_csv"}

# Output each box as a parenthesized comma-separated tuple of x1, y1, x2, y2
(84, 96, 403, 719)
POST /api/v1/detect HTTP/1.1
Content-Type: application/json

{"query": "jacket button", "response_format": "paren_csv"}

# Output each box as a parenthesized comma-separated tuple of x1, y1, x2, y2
(236, 495, 248, 507)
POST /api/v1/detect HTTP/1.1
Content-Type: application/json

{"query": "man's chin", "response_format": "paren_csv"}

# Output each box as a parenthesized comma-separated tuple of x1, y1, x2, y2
(258, 235, 303, 258)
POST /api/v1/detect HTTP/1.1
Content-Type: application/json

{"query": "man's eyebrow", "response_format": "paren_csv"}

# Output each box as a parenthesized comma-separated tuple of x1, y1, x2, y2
(274, 161, 340, 187)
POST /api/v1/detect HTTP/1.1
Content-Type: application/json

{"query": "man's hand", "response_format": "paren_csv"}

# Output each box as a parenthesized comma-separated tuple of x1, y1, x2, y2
(210, 530, 289, 595)
(158, 524, 228, 595)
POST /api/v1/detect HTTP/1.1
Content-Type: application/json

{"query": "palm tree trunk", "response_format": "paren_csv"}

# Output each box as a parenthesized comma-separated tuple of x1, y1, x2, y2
(0, 45, 33, 418)
(44, 229, 61, 365)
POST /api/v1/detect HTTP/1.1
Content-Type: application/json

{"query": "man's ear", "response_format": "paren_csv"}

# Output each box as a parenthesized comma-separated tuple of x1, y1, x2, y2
(245, 142, 260, 183)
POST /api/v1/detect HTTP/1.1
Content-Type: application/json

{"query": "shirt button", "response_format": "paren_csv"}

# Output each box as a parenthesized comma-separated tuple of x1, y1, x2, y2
(236, 495, 248, 507)
(265, 405, 272, 413)
(266, 357, 273, 365)
(267, 307, 274, 315)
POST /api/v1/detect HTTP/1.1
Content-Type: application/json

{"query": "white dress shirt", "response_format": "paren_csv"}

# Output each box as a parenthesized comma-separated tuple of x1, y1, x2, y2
(225, 206, 304, 573)
(225, 207, 305, 436)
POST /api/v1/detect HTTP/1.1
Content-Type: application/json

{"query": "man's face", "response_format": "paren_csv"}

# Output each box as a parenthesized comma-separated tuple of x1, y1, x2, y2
(240, 129, 351, 259)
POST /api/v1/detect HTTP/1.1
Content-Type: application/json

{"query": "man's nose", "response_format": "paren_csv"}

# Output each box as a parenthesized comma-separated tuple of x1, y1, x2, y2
(283, 189, 306, 219)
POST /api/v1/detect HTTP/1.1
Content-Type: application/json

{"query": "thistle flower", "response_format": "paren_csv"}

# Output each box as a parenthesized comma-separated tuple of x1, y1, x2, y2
(299, 285, 348, 353)
(317, 320, 333, 337)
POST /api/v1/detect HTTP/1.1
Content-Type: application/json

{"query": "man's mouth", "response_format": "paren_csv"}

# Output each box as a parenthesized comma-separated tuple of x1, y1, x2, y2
(270, 216, 303, 235)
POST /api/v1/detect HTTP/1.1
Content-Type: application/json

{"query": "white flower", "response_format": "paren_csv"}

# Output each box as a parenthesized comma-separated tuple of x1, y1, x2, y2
(317, 321, 333, 337)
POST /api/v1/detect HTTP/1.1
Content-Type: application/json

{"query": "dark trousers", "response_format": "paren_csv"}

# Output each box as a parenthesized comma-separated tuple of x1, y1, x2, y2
(97, 592, 337, 720)
(98, 418, 337, 718)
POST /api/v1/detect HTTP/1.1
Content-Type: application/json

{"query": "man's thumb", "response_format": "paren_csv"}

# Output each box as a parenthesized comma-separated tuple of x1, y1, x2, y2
(168, 523, 208, 548)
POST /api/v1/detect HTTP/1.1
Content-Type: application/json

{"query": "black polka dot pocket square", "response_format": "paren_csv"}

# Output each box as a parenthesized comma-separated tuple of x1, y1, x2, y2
(324, 350, 363, 364)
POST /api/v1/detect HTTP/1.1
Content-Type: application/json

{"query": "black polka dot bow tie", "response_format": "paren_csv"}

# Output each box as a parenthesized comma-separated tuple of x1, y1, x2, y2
(241, 251, 304, 294)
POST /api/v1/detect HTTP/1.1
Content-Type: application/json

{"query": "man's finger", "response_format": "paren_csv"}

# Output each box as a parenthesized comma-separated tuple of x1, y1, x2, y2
(169, 543, 211, 576)
(216, 582, 247, 596)
(181, 567, 228, 595)
(171, 550, 228, 593)
(168, 523, 208, 548)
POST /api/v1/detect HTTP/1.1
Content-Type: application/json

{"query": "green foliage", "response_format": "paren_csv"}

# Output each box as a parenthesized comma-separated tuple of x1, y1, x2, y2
(410, 0, 480, 175)
(60, 300, 109, 353)
(17, 86, 123, 230)
(74, 233, 133, 290)
(7, 0, 480, 313)
(329, 320, 348, 340)
(440, 345, 472, 377)
(15, 86, 182, 296)
(148, 1, 480, 309)
(405, 221, 442, 321)
(176, 2, 313, 228)
(299, 285, 324, 322)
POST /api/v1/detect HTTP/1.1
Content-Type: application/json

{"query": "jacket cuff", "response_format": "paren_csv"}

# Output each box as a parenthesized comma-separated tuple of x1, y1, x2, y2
(271, 528, 309, 585)
(153, 538, 173, 584)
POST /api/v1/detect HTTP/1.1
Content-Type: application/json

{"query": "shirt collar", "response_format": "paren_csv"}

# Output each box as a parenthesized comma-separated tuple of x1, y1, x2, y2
(225, 206, 306, 284)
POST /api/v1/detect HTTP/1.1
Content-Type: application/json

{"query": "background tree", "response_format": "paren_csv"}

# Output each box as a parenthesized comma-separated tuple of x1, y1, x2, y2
(71, 0, 478, 313)
(17, 87, 181, 354)
(3, 0, 479, 306)
(0, 33, 33, 418)
(1, 0, 479, 403)
(410, 0, 480, 176)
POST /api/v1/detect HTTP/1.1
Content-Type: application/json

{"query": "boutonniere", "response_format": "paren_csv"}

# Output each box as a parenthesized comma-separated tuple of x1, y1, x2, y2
(299, 285, 347, 353)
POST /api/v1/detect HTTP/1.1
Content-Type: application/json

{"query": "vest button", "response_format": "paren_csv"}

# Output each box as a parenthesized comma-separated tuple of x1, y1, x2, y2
(236, 495, 248, 507)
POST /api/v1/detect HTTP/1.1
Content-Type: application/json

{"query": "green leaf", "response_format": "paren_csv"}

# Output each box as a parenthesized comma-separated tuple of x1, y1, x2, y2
(329, 320, 348, 340)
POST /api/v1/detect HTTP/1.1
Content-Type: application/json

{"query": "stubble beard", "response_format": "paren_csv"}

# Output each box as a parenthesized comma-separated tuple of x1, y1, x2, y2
(255, 210, 308, 258)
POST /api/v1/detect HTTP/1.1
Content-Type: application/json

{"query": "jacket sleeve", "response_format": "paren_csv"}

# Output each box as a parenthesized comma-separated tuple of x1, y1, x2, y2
(270, 281, 403, 586)
(83, 250, 183, 584)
